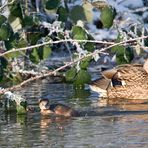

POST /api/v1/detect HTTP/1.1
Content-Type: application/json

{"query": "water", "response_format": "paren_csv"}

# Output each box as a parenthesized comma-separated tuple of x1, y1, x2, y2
(0, 79, 148, 148)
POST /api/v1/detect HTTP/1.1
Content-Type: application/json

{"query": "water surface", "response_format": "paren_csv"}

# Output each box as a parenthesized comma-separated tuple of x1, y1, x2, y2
(0, 80, 148, 148)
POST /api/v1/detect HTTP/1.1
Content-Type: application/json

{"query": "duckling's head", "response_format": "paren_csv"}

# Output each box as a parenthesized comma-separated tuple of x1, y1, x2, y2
(39, 99, 49, 110)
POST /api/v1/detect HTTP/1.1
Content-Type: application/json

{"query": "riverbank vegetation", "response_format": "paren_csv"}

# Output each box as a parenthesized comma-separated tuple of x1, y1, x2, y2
(0, 0, 147, 94)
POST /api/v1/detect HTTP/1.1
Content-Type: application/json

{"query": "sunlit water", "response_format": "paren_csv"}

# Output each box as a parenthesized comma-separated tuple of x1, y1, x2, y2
(0, 79, 148, 148)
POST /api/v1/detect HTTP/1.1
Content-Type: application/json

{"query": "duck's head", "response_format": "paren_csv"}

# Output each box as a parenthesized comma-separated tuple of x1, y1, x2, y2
(39, 99, 49, 110)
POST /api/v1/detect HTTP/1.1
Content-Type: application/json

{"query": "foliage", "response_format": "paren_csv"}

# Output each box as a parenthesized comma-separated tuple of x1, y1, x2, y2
(111, 34, 134, 64)
(0, 0, 147, 89)
(100, 6, 116, 28)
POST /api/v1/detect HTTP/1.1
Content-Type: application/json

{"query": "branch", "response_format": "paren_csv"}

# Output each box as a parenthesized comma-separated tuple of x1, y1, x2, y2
(0, 35, 148, 94)
(0, 39, 114, 57)
(0, 0, 15, 11)
(128, 6, 148, 13)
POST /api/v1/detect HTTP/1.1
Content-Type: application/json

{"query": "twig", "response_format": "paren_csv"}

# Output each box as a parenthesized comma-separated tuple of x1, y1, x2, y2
(0, 0, 15, 11)
(128, 6, 148, 13)
(0, 36, 148, 94)
(0, 39, 114, 57)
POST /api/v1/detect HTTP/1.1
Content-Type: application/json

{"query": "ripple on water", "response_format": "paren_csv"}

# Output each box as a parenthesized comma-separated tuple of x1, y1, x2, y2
(0, 81, 148, 148)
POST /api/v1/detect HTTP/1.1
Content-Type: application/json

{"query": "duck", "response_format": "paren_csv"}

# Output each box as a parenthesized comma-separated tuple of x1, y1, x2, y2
(39, 99, 79, 117)
(89, 59, 148, 104)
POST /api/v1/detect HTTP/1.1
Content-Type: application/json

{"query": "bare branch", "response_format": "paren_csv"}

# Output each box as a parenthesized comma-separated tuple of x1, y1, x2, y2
(0, 39, 114, 57)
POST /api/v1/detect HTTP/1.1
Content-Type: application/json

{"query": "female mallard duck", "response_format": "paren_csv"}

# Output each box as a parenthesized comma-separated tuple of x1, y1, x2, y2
(39, 99, 78, 117)
(90, 59, 148, 104)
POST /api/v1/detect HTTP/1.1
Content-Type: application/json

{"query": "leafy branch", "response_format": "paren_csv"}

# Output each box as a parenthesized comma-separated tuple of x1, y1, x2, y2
(0, 35, 147, 95)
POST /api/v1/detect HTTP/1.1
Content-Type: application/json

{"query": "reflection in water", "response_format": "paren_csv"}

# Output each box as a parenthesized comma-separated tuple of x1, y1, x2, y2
(98, 97, 148, 111)
(0, 109, 148, 147)
(0, 80, 148, 147)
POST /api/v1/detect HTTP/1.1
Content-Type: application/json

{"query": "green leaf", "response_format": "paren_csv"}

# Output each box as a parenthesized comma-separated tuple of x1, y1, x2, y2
(46, 0, 60, 10)
(38, 46, 52, 60)
(30, 48, 40, 64)
(72, 26, 87, 40)
(0, 23, 13, 40)
(57, 6, 68, 22)
(124, 47, 134, 63)
(0, 57, 8, 69)
(74, 70, 91, 86)
(5, 51, 23, 59)
(0, 66, 3, 81)
(27, 32, 41, 45)
(16, 104, 27, 114)
(17, 114, 27, 124)
(80, 57, 91, 70)
(100, 6, 115, 28)
(113, 46, 134, 65)
(43, 46, 52, 59)
(9, 3, 22, 19)
(22, 15, 34, 27)
(65, 67, 77, 82)
(16, 38, 28, 48)
(70, 6, 86, 23)
(0, 15, 7, 26)
(111, 45, 125, 53)
(84, 42, 95, 52)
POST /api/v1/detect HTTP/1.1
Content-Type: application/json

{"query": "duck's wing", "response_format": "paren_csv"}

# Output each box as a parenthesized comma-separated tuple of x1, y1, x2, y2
(101, 68, 117, 79)
(89, 78, 111, 97)
(90, 78, 111, 90)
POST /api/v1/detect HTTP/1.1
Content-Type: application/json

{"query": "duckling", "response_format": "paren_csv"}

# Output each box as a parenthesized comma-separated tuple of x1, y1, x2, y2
(39, 99, 78, 117)
(90, 59, 148, 102)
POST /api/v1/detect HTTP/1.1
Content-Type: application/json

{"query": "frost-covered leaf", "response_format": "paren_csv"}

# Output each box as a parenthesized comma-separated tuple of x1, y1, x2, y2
(93, 52, 100, 62)
(82, 1, 93, 23)
(4, 91, 27, 114)
(134, 45, 141, 55)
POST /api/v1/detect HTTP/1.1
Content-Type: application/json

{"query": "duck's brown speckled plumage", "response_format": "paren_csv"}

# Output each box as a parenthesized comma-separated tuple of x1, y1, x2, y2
(90, 59, 148, 104)
(112, 64, 148, 86)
